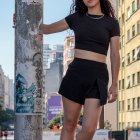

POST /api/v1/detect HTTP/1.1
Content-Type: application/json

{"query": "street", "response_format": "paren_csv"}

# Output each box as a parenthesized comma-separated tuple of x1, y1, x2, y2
(0, 129, 110, 140)
(0, 132, 60, 140)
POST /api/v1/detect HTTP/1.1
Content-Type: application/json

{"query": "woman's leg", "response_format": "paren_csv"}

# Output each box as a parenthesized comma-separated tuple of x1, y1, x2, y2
(60, 96, 82, 140)
(76, 98, 102, 140)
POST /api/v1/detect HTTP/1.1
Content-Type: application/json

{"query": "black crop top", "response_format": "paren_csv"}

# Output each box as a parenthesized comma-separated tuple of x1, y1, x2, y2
(65, 12, 120, 55)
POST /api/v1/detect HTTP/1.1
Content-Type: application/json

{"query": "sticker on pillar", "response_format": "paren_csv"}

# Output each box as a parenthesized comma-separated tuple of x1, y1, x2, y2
(15, 74, 43, 115)
(34, 98, 43, 113)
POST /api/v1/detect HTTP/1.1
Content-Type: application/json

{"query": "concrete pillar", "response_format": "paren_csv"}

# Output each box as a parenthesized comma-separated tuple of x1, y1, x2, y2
(14, 0, 43, 139)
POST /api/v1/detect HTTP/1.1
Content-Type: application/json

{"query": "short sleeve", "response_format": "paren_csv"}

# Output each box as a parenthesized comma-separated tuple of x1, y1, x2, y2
(110, 19, 120, 37)
(65, 13, 76, 30)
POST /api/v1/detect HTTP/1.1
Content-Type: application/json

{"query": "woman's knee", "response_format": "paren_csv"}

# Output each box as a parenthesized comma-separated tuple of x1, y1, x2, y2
(82, 123, 97, 135)
(63, 118, 77, 132)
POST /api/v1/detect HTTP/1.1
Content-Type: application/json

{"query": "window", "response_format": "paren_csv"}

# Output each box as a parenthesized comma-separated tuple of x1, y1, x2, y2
(70, 40, 75, 47)
(137, 72, 140, 84)
(127, 76, 131, 88)
(119, 80, 121, 90)
(132, 74, 135, 85)
(127, 7, 131, 18)
(122, 79, 125, 89)
(119, 0, 121, 6)
(128, 99, 131, 110)
(122, 14, 125, 25)
(132, 25, 135, 37)
(122, 35, 125, 47)
(132, 49, 135, 61)
(119, 123, 122, 130)
(132, 1, 135, 13)
(119, 101, 121, 111)
(132, 122, 136, 128)
(122, 100, 124, 111)
(119, 17, 121, 25)
(128, 122, 131, 128)
(137, 21, 140, 34)
(67, 50, 74, 58)
(138, 97, 140, 109)
(138, 122, 140, 128)
(122, 123, 125, 130)
(127, 29, 130, 41)
(127, 53, 130, 64)
(137, 47, 140, 60)
(134, 46, 140, 60)
(132, 98, 136, 109)
(122, 57, 125, 67)
(137, 0, 140, 8)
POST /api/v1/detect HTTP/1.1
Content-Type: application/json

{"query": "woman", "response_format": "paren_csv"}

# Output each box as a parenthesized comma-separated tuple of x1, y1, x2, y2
(41, 0, 120, 140)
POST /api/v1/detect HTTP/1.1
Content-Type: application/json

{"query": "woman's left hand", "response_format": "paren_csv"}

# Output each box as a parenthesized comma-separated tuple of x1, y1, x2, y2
(107, 84, 118, 103)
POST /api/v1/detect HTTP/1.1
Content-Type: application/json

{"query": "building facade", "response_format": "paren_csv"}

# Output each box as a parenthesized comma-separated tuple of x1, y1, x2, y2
(4, 76, 10, 109)
(0, 65, 5, 110)
(104, 0, 119, 130)
(118, 0, 140, 130)
(9, 79, 14, 110)
(63, 36, 75, 75)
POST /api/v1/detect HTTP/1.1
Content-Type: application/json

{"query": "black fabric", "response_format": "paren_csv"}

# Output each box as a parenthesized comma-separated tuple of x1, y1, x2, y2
(58, 58, 109, 106)
(65, 12, 120, 55)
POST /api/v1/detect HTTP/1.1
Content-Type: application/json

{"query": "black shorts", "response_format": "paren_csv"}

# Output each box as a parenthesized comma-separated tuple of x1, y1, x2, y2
(58, 58, 109, 106)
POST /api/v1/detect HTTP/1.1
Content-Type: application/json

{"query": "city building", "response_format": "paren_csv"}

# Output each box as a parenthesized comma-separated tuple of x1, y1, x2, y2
(0, 65, 5, 110)
(63, 36, 75, 75)
(104, 0, 119, 130)
(43, 44, 63, 125)
(45, 60, 63, 94)
(53, 44, 64, 60)
(118, 0, 140, 130)
(0, 65, 14, 110)
(4, 76, 10, 109)
(43, 44, 54, 70)
(9, 79, 14, 110)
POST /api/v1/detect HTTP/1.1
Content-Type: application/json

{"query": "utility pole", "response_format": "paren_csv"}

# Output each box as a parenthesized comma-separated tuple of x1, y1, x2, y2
(14, 0, 43, 139)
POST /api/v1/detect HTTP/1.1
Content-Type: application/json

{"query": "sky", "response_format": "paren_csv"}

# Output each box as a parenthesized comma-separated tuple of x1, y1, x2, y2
(0, 0, 73, 80)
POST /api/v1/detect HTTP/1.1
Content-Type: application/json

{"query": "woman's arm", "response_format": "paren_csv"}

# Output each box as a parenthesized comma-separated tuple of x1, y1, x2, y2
(41, 19, 69, 35)
(108, 36, 120, 103)
(13, 14, 69, 34)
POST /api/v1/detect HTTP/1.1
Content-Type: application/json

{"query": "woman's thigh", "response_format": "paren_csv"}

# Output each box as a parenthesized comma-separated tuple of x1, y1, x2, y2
(62, 96, 82, 125)
(82, 98, 102, 130)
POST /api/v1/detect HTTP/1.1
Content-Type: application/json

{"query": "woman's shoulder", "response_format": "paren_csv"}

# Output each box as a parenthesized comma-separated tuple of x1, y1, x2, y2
(105, 15, 119, 28)
(66, 12, 81, 18)
(105, 15, 119, 23)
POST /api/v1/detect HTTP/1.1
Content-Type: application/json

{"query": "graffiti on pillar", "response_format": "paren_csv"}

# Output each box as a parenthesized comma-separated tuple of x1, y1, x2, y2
(16, 74, 36, 114)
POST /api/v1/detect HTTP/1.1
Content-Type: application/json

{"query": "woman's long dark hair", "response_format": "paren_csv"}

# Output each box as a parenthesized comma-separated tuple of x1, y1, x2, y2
(70, 0, 116, 18)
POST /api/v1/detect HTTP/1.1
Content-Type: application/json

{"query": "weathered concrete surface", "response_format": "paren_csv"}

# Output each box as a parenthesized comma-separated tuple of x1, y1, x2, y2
(15, 0, 43, 139)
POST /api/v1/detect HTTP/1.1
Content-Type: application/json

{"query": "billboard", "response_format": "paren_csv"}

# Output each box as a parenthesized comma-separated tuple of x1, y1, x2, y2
(47, 94, 62, 122)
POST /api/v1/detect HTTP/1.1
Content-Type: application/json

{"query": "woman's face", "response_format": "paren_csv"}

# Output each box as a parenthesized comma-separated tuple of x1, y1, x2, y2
(83, 0, 100, 8)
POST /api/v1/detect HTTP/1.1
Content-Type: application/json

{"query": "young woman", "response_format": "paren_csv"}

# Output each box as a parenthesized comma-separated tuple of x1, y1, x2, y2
(41, 0, 120, 140)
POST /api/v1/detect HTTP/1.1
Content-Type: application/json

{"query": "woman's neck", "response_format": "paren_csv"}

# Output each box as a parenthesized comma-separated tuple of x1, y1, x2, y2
(87, 3, 103, 15)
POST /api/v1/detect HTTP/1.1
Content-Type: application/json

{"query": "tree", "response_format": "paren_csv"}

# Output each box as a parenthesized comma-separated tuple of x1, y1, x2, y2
(0, 109, 15, 130)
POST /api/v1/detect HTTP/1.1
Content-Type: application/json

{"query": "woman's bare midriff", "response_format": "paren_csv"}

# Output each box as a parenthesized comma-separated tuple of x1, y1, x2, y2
(74, 49, 107, 64)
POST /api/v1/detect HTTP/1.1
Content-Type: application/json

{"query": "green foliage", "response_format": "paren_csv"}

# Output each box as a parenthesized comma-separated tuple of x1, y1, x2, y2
(47, 112, 83, 129)
(47, 114, 61, 129)
(0, 109, 15, 130)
